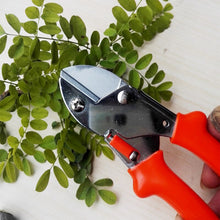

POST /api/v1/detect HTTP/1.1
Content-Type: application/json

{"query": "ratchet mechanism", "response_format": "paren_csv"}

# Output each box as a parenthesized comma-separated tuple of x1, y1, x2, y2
(59, 65, 220, 220)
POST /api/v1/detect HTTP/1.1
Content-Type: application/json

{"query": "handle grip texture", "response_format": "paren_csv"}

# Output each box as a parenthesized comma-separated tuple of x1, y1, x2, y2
(128, 151, 219, 220)
(171, 111, 220, 176)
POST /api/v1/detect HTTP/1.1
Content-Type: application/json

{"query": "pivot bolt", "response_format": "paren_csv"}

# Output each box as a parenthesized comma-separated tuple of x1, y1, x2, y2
(70, 98, 85, 112)
(117, 90, 128, 104)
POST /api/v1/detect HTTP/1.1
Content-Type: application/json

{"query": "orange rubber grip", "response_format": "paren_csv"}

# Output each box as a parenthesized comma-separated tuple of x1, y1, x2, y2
(171, 112, 220, 176)
(128, 151, 218, 220)
(110, 135, 138, 160)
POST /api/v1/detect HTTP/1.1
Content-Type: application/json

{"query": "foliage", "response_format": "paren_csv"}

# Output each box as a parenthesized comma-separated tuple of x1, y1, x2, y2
(0, 0, 173, 206)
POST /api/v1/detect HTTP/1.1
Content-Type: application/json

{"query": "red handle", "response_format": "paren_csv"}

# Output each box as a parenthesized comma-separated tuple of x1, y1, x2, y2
(171, 111, 220, 176)
(128, 150, 218, 220)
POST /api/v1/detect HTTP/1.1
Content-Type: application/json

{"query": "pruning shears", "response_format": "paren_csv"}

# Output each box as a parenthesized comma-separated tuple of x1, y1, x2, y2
(59, 65, 220, 220)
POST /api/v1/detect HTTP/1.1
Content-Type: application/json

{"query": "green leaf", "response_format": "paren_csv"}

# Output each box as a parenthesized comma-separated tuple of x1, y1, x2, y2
(157, 81, 173, 91)
(30, 96, 46, 108)
(0, 149, 8, 162)
(94, 178, 113, 187)
(13, 153, 23, 171)
(74, 168, 87, 184)
(129, 18, 144, 33)
(59, 16, 72, 39)
(0, 25, 6, 36)
(30, 37, 40, 60)
(104, 27, 117, 37)
(152, 70, 165, 84)
(0, 110, 12, 122)
(53, 166, 69, 188)
(90, 45, 102, 61)
(0, 35, 7, 54)
(102, 146, 114, 160)
(21, 117, 29, 128)
(25, 6, 39, 19)
(6, 14, 21, 33)
(44, 149, 56, 164)
(40, 135, 56, 150)
(17, 106, 30, 118)
(44, 3, 63, 14)
(21, 139, 35, 155)
(118, 0, 136, 11)
(23, 21, 37, 34)
(35, 169, 50, 192)
(63, 146, 75, 162)
(0, 95, 16, 111)
(34, 150, 46, 163)
(98, 190, 117, 205)
(41, 10, 60, 23)
(164, 3, 173, 12)
(19, 126, 25, 138)
(106, 52, 119, 62)
(112, 6, 129, 24)
(0, 162, 5, 175)
(59, 158, 74, 178)
(31, 107, 48, 119)
(113, 61, 126, 77)
(70, 16, 87, 44)
(86, 186, 97, 207)
(22, 158, 32, 176)
(5, 161, 18, 182)
(145, 63, 158, 78)
(137, 6, 153, 25)
(135, 54, 152, 70)
(18, 80, 30, 93)
(39, 25, 61, 35)
(146, 0, 163, 14)
(159, 90, 173, 101)
(76, 178, 91, 200)
(129, 70, 141, 89)
(100, 60, 116, 69)
(8, 38, 24, 60)
(51, 41, 58, 64)
(32, 0, 44, 7)
(100, 38, 110, 58)
(125, 50, 138, 64)
(131, 33, 144, 47)
(30, 119, 48, 131)
(26, 131, 43, 144)
(40, 41, 51, 51)
(0, 81, 5, 94)
(91, 31, 100, 46)
(7, 136, 19, 148)
(19, 94, 29, 106)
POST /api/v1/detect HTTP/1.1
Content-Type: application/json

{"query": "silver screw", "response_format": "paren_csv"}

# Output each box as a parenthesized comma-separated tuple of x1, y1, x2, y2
(70, 98, 85, 112)
(129, 151, 139, 161)
(117, 90, 128, 104)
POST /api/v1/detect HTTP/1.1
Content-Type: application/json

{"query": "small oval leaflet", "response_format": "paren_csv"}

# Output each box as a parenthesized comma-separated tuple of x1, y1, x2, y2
(25, 6, 39, 19)
(30, 119, 48, 131)
(94, 178, 113, 187)
(26, 131, 43, 144)
(98, 190, 117, 205)
(0, 110, 12, 122)
(31, 107, 48, 119)
(6, 14, 21, 34)
(118, 0, 136, 11)
(7, 136, 19, 148)
(35, 169, 50, 192)
(112, 6, 129, 24)
(86, 186, 97, 207)
(135, 54, 153, 70)
(53, 166, 69, 188)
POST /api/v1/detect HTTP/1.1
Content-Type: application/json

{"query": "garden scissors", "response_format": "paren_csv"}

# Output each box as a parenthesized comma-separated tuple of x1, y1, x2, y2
(59, 65, 220, 220)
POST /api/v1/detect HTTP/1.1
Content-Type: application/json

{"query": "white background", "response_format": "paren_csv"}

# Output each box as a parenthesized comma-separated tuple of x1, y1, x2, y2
(0, 0, 220, 219)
